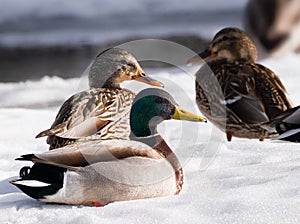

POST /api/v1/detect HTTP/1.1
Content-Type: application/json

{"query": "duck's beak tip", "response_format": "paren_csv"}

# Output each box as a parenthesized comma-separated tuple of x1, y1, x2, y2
(187, 56, 203, 65)
(136, 75, 164, 88)
(198, 116, 207, 123)
(159, 82, 165, 88)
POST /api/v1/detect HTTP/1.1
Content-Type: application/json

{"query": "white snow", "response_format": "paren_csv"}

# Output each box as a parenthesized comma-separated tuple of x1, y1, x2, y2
(1, 53, 300, 223)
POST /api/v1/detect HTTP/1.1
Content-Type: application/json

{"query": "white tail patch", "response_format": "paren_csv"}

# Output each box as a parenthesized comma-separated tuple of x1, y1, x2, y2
(273, 128, 300, 140)
(12, 180, 51, 187)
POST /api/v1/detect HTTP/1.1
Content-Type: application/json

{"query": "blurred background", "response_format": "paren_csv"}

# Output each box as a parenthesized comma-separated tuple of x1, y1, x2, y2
(0, 0, 248, 82)
(3, 0, 300, 83)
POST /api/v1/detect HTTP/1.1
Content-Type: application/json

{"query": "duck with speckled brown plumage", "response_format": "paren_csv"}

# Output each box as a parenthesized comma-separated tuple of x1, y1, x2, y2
(188, 27, 292, 141)
(36, 48, 163, 150)
(11, 88, 206, 206)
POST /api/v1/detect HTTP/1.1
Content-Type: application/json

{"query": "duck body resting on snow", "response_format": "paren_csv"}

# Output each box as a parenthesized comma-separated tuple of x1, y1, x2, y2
(11, 88, 206, 206)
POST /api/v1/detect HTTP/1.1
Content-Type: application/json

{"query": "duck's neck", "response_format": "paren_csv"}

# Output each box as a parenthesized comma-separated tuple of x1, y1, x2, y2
(129, 133, 161, 148)
(102, 73, 122, 89)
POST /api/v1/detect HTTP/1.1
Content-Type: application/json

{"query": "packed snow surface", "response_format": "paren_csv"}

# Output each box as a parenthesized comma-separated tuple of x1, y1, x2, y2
(1, 53, 300, 224)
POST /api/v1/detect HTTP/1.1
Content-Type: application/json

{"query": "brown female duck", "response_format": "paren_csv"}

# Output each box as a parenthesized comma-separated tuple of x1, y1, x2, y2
(36, 48, 163, 149)
(189, 27, 292, 141)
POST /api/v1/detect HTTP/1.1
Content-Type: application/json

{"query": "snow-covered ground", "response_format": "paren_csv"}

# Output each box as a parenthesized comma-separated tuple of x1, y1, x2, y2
(1, 52, 300, 224)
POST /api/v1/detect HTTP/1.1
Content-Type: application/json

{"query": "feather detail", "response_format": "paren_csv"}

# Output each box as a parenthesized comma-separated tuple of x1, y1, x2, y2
(36, 88, 135, 149)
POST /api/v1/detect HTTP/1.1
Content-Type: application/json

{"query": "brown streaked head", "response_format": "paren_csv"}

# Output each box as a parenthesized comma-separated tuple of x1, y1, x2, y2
(89, 48, 163, 89)
(188, 28, 258, 64)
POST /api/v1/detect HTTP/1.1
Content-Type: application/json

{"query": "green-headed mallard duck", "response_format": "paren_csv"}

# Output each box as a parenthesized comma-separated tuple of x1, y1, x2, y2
(11, 88, 206, 206)
(188, 27, 292, 141)
(36, 48, 163, 149)
(244, 0, 300, 57)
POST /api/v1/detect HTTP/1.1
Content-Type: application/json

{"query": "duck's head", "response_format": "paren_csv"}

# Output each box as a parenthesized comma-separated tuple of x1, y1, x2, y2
(188, 28, 257, 64)
(89, 48, 163, 89)
(130, 88, 206, 137)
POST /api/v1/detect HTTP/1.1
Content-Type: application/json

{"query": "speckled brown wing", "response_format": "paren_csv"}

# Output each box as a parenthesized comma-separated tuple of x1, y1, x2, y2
(252, 64, 292, 117)
(36, 88, 135, 149)
(195, 60, 292, 139)
(219, 63, 270, 125)
(196, 61, 292, 126)
(221, 63, 292, 125)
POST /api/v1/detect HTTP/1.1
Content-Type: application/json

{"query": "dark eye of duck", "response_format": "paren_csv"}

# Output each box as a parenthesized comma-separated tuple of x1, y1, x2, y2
(127, 63, 136, 68)
(120, 59, 128, 64)
(154, 97, 173, 114)
(212, 36, 231, 48)
(154, 97, 167, 104)
(220, 36, 229, 42)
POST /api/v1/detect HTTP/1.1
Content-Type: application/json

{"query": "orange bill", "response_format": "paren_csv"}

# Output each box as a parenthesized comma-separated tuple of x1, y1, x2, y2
(134, 68, 164, 87)
(187, 48, 217, 64)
